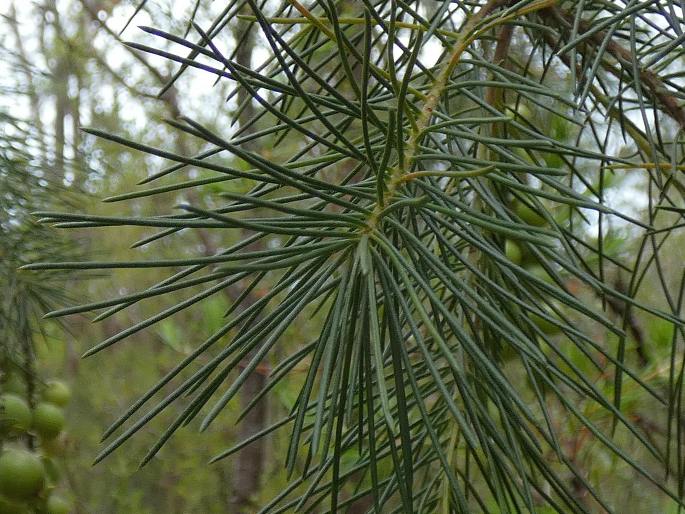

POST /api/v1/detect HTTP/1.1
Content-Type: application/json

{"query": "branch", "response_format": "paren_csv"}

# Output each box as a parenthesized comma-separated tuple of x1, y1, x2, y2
(542, 6, 685, 129)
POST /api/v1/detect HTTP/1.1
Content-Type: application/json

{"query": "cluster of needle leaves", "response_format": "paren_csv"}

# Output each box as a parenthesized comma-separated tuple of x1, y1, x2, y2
(24, 0, 685, 512)
(1, 112, 79, 364)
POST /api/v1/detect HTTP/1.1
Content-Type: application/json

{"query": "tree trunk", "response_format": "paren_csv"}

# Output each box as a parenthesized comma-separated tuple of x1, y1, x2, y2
(229, 10, 268, 512)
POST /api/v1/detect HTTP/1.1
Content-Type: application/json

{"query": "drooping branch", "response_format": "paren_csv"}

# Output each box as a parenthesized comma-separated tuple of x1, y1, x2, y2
(541, 6, 685, 130)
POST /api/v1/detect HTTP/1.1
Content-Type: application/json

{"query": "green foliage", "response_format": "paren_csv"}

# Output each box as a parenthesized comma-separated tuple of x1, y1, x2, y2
(0, 71, 83, 513)
(24, 0, 685, 512)
(0, 112, 80, 367)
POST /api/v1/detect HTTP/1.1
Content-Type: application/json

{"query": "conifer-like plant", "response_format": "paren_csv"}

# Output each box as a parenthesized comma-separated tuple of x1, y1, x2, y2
(26, 1, 685, 512)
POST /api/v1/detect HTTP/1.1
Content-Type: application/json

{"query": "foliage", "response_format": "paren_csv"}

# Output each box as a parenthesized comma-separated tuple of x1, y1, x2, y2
(22, 0, 685, 512)
(0, 114, 76, 350)
(0, 109, 80, 512)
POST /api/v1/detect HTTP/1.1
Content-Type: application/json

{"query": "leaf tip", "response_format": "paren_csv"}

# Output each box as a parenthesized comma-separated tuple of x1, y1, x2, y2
(81, 348, 97, 358)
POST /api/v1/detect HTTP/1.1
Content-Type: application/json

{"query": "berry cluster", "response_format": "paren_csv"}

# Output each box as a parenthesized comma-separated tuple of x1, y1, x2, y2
(0, 369, 73, 514)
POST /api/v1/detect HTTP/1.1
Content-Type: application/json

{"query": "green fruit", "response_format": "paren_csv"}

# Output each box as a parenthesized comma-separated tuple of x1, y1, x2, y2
(514, 201, 547, 227)
(504, 240, 522, 265)
(513, 147, 535, 164)
(526, 264, 554, 284)
(42, 381, 71, 407)
(0, 495, 29, 514)
(544, 152, 564, 169)
(530, 312, 561, 335)
(0, 394, 31, 433)
(32, 403, 65, 440)
(0, 449, 45, 500)
(499, 341, 518, 362)
(505, 102, 532, 120)
(45, 493, 72, 514)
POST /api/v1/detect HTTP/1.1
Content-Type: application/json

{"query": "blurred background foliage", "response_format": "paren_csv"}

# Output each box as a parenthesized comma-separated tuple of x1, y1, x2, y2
(0, 1, 292, 512)
(1, 0, 685, 512)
